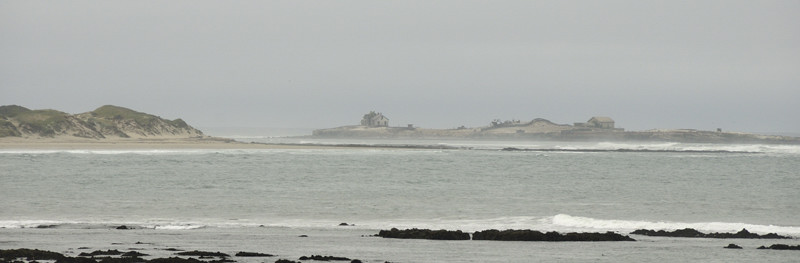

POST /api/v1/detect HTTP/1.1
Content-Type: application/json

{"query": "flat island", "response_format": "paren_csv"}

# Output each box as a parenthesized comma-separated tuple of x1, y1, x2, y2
(2, 106, 799, 149)
(312, 111, 800, 144)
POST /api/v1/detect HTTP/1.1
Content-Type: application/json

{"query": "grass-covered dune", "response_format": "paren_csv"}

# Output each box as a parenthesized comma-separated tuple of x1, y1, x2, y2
(0, 105, 203, 139)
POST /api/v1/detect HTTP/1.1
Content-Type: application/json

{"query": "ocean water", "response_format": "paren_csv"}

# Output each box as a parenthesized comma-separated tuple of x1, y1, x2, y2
(1, 138, 799, 262)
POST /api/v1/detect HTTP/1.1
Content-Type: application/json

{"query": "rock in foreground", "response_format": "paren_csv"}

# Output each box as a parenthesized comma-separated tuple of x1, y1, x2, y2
(0, 248, 65, 261)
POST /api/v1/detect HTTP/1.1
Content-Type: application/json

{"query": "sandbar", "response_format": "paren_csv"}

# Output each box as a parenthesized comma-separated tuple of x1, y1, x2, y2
(0, 136, 333, 150)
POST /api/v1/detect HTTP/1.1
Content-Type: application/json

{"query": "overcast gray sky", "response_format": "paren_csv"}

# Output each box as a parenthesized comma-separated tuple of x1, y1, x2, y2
(2, 1, 798, 134)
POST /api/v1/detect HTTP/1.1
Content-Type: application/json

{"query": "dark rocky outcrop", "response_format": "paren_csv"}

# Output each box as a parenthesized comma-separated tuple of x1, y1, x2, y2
(56, 256, 99, 263)
(631, 228, 791, 239)
(79, 250, 125, 257)
(121, 251, 149, 257)
(234, 252, 274, 257)
(149, 257, 205, 263)
(707, 229, 790, 239)
(2, 249, 283, 263)
(472, 229, 635, 242)
(376, 228, 470, 240)
(275, 260, 301, 263)
(724, 244, 743, 249)
(0, 248, 65, 261)
(631, 228, 705, 238)
(89, 257, 147, 263)
(297, 255, 352, 261)
(175, 250, 230, 258)
(757, 244, 800, 250)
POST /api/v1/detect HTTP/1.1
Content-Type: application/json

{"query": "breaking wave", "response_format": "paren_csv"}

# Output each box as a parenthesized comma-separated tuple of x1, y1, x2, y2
(2, 140, 799, 155)
(550, 214, 800, 236)
(4, 215, 798, 237)
(0, 149, 279, 155)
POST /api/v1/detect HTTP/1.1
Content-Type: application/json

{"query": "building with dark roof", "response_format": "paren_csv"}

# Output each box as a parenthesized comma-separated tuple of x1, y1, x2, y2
(361, 111, 389, 127)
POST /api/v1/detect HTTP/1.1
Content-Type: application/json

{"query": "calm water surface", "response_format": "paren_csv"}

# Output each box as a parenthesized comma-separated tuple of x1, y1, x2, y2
(1, 139, 799, 262)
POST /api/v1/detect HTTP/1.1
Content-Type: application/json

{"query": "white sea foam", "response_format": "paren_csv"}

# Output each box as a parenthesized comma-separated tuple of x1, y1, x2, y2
(4, 215, 798, 237)
(0, 149, 217, 155)
(347, 216, 551, 233)
(150, 224, 206, 230)
(2, 140, 799, 155)
(0, 220, 71, 229)
(0, 149, 287, 155)
(0, 218, 272, 231)
(254, 215, 800, 236)
(558, 142, 749, 153)
(551, 214, 800, 235)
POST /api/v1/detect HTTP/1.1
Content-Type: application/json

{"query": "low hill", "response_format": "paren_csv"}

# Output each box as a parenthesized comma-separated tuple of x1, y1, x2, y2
(312, 118, 800, 144)
(0, 105, 203, 139)
(312, 118, 578, 138)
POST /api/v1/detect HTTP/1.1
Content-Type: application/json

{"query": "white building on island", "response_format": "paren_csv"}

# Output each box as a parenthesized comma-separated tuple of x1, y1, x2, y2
(361, 111, 389, 127)
(575, 116, 617, 129)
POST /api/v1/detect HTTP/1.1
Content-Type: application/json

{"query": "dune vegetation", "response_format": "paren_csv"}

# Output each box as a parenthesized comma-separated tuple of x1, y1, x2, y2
(0, 105, 202, 139)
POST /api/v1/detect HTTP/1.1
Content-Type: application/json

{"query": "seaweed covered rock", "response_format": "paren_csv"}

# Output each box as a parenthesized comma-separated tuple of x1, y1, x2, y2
(0, 248, 65, 261)
(175, 251, 230, 258)
(630, 228, 705, 238)
(121, 251, 149, 257)
(149, 257, 205, 263)
(376, 228, 470, 240)
(56, 257, 98, 263)
(757, 244, 800, 250)
(724, 244, 743, 249)
(92, 257, 147, 263)
(709, 229, 789, 239)
(631, 228, 791, 239)
(298, 255, 352, 261)
(472, 229, 635, 241)
(235, 251, 274, 257)
(78, 250, 125, 257)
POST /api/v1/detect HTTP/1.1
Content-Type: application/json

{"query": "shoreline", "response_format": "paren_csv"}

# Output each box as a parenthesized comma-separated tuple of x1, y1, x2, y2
(311, 125, 800, 145)
(0, 137, 308, 150)
(2, 226, 798, 263)
(0, 137, 795, 153)
(0, 137, 447, 151)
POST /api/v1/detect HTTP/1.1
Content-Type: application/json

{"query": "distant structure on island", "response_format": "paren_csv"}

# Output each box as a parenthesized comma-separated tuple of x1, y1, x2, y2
(311, 113, 800, 144)
(575, 116, 616, 129)
(361, 111, 389, 127)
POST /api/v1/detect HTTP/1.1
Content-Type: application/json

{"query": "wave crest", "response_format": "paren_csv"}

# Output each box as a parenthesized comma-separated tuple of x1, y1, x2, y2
(4, 215, 798, 237)
(551, 214, 800, 235)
